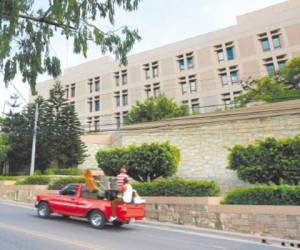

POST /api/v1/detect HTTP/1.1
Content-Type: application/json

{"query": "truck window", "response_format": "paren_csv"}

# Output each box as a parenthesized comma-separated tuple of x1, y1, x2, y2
(60, 185, 78, 196)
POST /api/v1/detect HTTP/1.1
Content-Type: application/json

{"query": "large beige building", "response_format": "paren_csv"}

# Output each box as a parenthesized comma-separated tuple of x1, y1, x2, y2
(35, 0, 300, 131)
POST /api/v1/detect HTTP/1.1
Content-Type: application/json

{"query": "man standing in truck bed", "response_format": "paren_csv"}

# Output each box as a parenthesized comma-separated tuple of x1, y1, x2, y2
(116, 167, 130, 190)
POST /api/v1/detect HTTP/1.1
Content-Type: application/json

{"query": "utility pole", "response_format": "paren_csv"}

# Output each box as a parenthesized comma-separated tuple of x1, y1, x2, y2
(30, 103, 39, 176)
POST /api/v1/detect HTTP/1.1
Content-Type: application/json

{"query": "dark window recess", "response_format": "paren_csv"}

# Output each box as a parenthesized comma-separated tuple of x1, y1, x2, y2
(226, 47, 234, 60)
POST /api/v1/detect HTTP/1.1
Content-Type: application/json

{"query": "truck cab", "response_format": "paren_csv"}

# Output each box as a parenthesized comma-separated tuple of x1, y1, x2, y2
(35, 183, 145, 229)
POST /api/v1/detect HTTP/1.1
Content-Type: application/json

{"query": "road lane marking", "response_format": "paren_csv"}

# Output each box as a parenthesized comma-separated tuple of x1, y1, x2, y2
(0, 222, 109, 250)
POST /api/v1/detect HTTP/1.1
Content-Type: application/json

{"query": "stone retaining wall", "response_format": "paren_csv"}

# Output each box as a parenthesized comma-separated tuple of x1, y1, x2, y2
(0, 185, 50, 203)
(80, 100, 300, 192)
(145, 197, 300, 240)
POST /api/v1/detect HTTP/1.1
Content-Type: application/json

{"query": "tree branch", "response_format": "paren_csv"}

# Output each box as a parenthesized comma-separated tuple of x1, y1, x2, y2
(0, 12, 76, 30)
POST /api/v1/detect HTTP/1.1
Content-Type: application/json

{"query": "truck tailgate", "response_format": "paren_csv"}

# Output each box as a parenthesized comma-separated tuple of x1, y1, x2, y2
(117, 203, 145, 221)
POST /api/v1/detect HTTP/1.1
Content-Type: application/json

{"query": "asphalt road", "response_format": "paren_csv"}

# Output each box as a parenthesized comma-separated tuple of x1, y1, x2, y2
(0, 200, 291, 250)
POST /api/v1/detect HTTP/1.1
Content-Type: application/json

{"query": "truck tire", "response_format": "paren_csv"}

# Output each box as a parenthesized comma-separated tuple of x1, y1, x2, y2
(89, 210, 106, 229)
(37, 202, 50, 219)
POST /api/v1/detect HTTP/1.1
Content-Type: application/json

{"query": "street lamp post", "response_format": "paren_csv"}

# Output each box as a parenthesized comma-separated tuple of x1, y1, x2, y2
(30, 103, 39, 176)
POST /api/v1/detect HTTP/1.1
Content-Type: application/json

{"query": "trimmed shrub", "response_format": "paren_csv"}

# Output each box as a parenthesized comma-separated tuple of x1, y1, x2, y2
(0, 176, 17, 181)
(96, 142, 180, 182)
(228, 136, 300, 185)
(16, 176, 50, 185)
(222, 185, 300, 205)
(44, 167, 83, 176)
(48, 177, 85, 190)
(34, 170, 42, 176)
(132, 178, 220, 197)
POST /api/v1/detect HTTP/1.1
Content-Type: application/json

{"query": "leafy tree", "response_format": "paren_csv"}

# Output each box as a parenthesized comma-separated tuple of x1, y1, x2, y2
(0, 0, 141, 93)
(126, 95, 189, 124)
(236, 56, 300, 106)
(0, 133, 11, 167)
(1, 95, 32, 174)
(228, 136, 300, 185)
(96, 142, 180, 182)
(2, 81, 86, 174)
(283, 56, 300, 88)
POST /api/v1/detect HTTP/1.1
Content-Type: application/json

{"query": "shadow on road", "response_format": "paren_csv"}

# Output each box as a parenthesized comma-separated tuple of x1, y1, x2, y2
(31, 214, 136, 232)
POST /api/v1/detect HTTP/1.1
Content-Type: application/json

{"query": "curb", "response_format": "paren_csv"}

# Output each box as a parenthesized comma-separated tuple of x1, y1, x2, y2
(138, 219, 300, 249)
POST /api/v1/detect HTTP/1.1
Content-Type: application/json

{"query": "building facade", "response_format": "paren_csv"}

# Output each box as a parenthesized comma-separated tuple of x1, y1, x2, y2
(34, 0, 300, 131)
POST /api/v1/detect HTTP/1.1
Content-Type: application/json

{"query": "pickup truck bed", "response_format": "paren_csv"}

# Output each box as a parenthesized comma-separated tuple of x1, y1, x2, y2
(35, 183, 145, 229)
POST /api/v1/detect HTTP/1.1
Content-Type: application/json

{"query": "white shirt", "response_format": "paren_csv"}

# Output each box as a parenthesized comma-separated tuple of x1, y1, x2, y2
(122, 184, 133, 203)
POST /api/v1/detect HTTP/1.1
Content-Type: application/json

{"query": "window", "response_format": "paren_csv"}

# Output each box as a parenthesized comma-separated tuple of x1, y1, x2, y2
(191, 99, 200, 114)
(230, 71, 238, 83)
(266, 63, 275, 76)
(94, 99, 100, 112)
(226, 47, 234, 60)
(122, 93, 128, 106)
(95, 77, 100, 91)
(152, 63, 159, 78)
(278, 61, 286, 70)
(217, 51, 224, 62)
(115, 95, 120, 107)
(71, 83, 76, 98)
(88, 98, 93, 112)
(115, 115, 121, 129)
(88, 79, 93, 93)
(123, 111, 129, 124)
(59, 185, 78, 196)
(222, 93, 232, 107)
(65, 85, 69, 99)
(94, 118, 100, 131)
(262, 38, 270, 51)
(178, 59, 185, 71)
(190, 79, 197, 93)
(187, 57, 193, 69)
(143, 63, 150, 79)
(221, 73, 228, 86)
(187, 53, 194, 69)
(87, 118, 92, 131)
(114, 72, 120, 87)
(153, 83, 160, 98)
(145, 85, 151, 98)
(272, 36, 281, 49)
(122, 70, 127, 85)
(145, 68, 150, 79)
(181, 83, 188, 95)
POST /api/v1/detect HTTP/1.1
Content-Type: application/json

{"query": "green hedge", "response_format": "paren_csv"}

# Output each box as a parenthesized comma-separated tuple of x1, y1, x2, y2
(48, 177, 85, 190)
(132, 178, 220, 197)
(16, 176, 50, 185)
(96, 142, 180, 182)
(0, 176, 17, 181)
(44, 167, 83, 176)
(222, 185, 300, 205)
(228, 136, 300, 185)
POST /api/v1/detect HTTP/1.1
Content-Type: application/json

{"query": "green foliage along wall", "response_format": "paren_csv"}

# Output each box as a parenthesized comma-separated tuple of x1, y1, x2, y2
(126, 94, 189, 124)
(228, 136, 300, 185)
(96, 142, 180, 182)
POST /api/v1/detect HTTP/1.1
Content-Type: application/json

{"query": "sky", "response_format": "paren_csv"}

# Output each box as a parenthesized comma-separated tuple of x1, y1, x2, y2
(0, 0, 286, 115)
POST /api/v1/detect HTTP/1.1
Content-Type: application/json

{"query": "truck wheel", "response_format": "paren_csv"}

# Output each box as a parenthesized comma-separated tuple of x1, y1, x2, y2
(62, 215, 70, 219)
(112, 221, 124, 227)
(37, 202, 50, 219)
(89, 211, 106, 229)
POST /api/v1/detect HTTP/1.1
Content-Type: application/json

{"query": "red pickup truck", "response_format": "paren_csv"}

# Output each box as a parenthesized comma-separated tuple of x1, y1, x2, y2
(35, 183, 145, 229)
